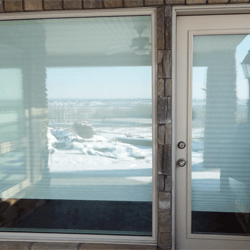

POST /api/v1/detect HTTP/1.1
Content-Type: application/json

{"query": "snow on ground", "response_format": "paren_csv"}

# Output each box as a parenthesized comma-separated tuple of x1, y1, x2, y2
(47, 125, 152, 171)
(96, 126, 152, 140)
(46, 120, 152, 201)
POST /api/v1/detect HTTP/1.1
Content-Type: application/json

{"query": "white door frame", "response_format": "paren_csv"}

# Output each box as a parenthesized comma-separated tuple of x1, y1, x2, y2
(172, 4, 250, 250)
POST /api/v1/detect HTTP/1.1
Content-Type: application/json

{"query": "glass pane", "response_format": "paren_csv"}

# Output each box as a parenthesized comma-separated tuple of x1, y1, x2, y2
(0, 16, 152, 235)
(192, 34, 250, 235)
(0, 68, 24, 143)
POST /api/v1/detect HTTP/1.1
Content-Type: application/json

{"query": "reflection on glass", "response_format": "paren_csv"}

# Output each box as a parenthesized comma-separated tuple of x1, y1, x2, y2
(47, 67, 152, 202)
(0, 16, 152, 235)
(0, 149, 26, 193)
(192, 35, 250, 235)
(0, 69, 24, 143)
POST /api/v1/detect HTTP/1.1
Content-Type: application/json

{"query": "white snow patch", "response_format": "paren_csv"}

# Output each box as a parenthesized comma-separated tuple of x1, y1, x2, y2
(125, 176, 152, 183)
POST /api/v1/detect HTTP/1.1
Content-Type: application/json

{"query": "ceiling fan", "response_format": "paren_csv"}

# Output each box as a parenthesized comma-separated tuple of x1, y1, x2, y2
(106, 23, 151, 56)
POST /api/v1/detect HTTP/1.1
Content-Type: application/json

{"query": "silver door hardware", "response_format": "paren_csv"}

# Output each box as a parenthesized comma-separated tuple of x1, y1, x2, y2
(178, 141, 186, 149)
(177, 158, 186, 167)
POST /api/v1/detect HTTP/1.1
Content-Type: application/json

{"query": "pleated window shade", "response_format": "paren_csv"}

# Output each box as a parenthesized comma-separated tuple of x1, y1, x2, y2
(192, 35, 250, 214)
(0, 16, 153, 235)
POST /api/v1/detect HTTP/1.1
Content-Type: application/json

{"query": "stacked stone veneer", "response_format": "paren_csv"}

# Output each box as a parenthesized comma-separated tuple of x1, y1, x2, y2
(1, 0, 250, 249)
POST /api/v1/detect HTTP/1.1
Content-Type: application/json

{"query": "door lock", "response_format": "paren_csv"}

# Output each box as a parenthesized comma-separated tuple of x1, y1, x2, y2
(177, 158, 186, 167)
(178, 141, 186, 149)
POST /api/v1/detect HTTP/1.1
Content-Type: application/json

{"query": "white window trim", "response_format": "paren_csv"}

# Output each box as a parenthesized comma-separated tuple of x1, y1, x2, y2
(0, 8, 158, 245)
(172, 4, 250, 250)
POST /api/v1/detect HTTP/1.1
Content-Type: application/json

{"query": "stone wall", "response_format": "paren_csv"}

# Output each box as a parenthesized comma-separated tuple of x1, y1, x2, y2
(0, 0, 250, 249)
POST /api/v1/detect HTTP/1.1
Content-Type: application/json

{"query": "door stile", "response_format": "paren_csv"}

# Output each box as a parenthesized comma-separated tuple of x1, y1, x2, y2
(187, 30, 194, 240)
(175, 15, 189, 248)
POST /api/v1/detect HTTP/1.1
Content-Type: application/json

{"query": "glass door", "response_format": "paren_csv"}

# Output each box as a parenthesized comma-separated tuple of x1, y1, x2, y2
(176, 14, 250, 249)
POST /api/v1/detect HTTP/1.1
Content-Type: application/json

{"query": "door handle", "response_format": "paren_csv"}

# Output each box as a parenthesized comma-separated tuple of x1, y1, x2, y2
(177, 158, 186, 167)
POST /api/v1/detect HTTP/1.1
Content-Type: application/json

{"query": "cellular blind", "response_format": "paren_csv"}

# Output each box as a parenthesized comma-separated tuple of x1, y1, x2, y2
(192, 34, 250, 214)
(0, 15, 153, 235)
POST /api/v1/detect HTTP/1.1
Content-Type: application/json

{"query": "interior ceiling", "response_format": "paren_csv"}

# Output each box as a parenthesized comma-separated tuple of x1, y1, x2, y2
(44, 17, 151, 57)
(0, 16, 152, 67)
(193, 34, 246, 53)
(193, 34, 247, 67)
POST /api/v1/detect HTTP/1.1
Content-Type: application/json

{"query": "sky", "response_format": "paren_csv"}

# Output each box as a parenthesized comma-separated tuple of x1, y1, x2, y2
(193, 34, 250, 100)
(46, 66, 152, 100)
(0, 66, 152, 100)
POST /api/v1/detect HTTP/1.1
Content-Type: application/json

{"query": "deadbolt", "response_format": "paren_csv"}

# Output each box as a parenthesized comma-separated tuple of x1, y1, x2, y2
(177, 158, 186, 167)
(178, 141, 186, 149)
